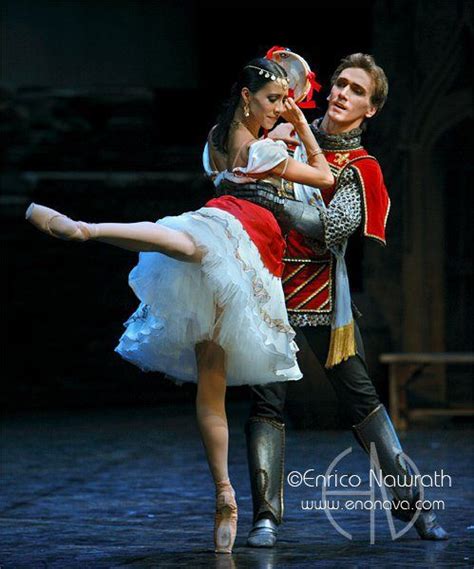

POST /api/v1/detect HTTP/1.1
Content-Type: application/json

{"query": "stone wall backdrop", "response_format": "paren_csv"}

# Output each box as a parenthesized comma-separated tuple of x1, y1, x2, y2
(368, 0, 473, 414)
(2, 1, 471, 426)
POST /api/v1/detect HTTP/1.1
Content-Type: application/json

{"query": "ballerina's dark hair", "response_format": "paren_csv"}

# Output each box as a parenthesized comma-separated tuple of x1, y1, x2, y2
(212, 58, 287, 153)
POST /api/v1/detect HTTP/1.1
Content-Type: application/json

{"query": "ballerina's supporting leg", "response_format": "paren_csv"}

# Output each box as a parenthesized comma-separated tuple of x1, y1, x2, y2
(25, 203, 203, 263)
(195, 340, 238, 554)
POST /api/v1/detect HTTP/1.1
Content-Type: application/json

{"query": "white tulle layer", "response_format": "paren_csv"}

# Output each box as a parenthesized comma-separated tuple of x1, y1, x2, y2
(115, 207, 302, 386)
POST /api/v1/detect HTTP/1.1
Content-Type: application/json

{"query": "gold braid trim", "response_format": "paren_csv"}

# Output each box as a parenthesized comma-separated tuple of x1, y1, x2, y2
(325, 321, 356, 368)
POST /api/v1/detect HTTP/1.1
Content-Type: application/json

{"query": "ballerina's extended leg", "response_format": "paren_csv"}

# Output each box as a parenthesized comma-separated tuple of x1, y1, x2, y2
(25, 203, 202, 262)
(195, 340, 238, 554)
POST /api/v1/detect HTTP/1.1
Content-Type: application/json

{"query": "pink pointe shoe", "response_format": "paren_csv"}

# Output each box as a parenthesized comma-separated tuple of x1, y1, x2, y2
(25, 203, 95, 241)
(214, 480, 238, 554)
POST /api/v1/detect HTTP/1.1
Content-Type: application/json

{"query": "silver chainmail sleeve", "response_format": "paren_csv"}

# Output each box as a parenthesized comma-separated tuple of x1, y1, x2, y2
(315, 166, 362, 250)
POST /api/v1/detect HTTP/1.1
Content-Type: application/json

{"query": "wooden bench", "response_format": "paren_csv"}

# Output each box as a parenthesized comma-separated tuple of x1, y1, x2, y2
(379, 352, 474, 429)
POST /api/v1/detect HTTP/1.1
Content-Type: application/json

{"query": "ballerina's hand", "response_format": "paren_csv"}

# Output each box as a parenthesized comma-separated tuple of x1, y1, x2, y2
(281, 97, 307, 128)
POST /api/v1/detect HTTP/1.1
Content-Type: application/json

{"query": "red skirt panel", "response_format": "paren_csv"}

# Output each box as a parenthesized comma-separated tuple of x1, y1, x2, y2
(205, 195, 285, 278)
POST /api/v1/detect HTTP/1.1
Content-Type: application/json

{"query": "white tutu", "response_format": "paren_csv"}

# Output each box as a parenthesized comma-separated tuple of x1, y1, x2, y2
(115, 206, 302, 386)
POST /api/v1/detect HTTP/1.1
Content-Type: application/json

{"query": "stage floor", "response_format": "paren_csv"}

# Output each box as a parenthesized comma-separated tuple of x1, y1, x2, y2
(1, 404, 472, 568)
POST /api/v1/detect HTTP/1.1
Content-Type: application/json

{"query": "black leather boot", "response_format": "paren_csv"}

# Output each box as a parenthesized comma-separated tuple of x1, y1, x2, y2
(354, 404, 448, 540)
(245, 417, 285, 547)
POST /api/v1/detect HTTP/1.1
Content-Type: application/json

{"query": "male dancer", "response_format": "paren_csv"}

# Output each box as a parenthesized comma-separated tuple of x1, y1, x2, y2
(243, 53, 448, 546)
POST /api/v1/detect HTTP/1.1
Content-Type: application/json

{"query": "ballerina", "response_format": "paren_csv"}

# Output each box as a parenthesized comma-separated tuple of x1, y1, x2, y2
(26, 56, 333, 553)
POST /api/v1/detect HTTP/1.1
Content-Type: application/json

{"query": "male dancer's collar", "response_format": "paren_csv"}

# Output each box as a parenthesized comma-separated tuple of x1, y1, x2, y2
(310, 118, 363, 151)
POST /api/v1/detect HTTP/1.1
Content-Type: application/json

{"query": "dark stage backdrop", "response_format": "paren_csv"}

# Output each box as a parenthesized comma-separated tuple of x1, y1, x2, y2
(2, 1, 472, 423)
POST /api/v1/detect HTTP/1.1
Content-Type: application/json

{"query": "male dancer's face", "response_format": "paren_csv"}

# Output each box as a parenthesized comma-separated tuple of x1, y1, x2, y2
(324, 67, 377, 133)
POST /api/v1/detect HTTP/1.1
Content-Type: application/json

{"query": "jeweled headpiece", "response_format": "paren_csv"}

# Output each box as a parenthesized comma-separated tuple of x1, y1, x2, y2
(244, 65, 289, 88)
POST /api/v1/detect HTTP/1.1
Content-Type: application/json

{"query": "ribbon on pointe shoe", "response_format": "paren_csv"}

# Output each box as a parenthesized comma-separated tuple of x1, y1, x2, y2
(214, 479, 238, 554)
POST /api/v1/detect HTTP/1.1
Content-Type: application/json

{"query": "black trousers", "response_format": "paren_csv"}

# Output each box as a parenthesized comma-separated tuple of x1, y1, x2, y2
(249, 322, 380, 426)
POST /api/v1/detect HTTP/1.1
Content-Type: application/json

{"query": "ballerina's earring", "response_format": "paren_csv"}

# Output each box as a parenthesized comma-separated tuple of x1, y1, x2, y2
(244, 101, 250, 117)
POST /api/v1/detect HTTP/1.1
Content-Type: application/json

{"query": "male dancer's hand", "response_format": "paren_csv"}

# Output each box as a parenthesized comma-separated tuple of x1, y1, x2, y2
(267, 122, 299, 148)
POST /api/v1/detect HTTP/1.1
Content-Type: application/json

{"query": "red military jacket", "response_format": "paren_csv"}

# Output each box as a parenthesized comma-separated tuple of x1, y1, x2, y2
(283, 146, 390, 322)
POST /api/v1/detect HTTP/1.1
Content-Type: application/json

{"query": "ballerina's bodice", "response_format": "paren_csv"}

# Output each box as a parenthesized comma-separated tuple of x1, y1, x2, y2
(202, 138, 290, 278)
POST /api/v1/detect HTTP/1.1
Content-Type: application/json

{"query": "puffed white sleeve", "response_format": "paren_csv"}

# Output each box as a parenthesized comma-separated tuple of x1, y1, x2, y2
(202, 142, 218, 179)
(232, 139, 289, 177)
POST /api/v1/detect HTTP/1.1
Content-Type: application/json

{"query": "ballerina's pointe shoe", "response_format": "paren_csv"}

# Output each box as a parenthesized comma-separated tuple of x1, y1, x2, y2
(25, 203, 96, 241)
(214, 480, 238, 554)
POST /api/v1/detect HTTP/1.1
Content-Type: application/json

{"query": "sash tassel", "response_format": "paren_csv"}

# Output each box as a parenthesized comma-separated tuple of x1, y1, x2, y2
(325, 320, 356, 368)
